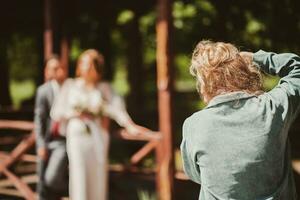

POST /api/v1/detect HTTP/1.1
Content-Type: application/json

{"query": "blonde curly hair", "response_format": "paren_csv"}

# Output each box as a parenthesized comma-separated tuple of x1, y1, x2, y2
(190, 40, 263, 103)
(76, 49, 105, 77)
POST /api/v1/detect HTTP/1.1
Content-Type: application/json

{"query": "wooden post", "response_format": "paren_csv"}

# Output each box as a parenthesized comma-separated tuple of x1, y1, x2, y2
(155, 0, 174, 199)
(59, 0, 70, 76)
(44, 0, 53, 61)
(60, 36, 69, 75)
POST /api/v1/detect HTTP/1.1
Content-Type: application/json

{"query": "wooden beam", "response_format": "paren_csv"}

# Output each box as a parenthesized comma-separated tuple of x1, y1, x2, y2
(0, 152, 37, 163)
(2, 168, 35, 200)
(44, 0, 54, 61)
(130, 141, 157, 165)
(60, 36, 69, 74)
(0, 120, 34, 131)
(155, 0, 174, 199)
(0, 188, 23, 197)
(0, 174, 37, 188)
(0, 136, 23, 145)
(0, 132, 35, 173)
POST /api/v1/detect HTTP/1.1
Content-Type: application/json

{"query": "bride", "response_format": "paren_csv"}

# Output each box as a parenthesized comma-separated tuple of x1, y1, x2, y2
(51, 49, 143, 200)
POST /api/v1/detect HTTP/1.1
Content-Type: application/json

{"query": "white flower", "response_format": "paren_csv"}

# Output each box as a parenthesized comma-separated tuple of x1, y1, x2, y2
(68, 85, 104, 116)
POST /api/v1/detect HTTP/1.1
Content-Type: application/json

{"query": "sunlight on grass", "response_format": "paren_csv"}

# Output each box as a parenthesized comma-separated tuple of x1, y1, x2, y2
(10, 79, 36, 109)
(137, 190, 157, 200)
(175, 148, 183, 171)
(175, 79, 196, 92)
(112, 65, 130, 96)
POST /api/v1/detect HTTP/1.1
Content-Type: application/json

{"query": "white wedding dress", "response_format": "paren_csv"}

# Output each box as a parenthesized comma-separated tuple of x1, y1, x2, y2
(51, 78, 131, 200)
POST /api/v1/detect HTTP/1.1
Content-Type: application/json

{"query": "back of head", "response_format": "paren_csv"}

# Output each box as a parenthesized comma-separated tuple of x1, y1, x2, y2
(76, 49, 104, 78)
(190, 40, 263, 102)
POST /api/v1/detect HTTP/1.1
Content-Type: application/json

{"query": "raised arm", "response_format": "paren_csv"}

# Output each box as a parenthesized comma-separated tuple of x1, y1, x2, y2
(100, 82, 145, 135)
(253, 50, 300, 120)
(100, 82, 132, 126)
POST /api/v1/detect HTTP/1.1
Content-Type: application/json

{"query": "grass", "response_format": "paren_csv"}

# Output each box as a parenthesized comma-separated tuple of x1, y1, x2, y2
(175, 149, 183, 171)
(112, 65, 130, 96)
(137, 190, 157, 200)
(10, 79, 36, 109)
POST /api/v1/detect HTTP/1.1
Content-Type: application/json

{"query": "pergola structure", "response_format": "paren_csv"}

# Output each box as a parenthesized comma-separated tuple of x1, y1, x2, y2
(0, 0, 178, 199)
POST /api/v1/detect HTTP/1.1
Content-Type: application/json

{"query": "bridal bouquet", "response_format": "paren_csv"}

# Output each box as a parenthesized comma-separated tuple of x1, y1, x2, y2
(68, 86, 105, 134)
(69, 87, 104, 115)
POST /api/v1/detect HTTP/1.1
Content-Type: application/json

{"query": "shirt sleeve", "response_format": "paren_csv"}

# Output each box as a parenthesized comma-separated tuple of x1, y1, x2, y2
(180, 119, 201, 184)
(100, 83, 132, 127)
(34, 87, 48, 149)
(253, 50, 300, 121)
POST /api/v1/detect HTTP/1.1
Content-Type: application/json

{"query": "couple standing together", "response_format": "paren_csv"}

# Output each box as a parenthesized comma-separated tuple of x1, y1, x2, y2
(35, 49, 144, 200)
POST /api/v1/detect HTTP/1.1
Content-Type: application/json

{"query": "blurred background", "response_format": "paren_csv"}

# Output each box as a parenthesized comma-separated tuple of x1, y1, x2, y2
(0, 0, 300, 199)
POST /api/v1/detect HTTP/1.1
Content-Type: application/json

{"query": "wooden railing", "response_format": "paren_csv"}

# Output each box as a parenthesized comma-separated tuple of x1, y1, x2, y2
(0, 120, 36, 199)
(0, 120, 173, 200)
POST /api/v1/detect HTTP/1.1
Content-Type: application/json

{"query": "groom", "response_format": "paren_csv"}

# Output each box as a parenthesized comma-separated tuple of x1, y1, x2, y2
(34, 56, 68, 200)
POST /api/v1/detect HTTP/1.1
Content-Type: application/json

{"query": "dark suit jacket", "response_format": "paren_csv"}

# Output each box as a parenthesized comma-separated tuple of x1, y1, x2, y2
(34, 82, 55, 149)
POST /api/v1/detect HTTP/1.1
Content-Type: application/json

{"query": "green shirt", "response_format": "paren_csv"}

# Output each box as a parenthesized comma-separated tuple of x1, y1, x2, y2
(181, 50, 300, 199)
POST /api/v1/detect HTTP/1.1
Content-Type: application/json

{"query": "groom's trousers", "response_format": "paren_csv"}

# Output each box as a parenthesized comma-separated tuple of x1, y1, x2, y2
(37, 138, 68, 200)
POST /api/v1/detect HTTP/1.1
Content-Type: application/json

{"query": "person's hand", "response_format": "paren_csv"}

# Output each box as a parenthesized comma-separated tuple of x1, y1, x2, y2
(239, 51, 253, 64)
(37, 147, 48, 161)
(125, 123, 140, 135)
(125, 122, 152, 135)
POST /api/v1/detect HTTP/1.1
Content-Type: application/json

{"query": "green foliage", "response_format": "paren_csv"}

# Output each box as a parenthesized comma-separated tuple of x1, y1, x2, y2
(137, 190, 157, 200)
(6, 34, 39, 108)
(117, 10, 135, 25)
(70, 38, 84, 62)
(142, 157, 156, 168)
(174, 54, 195, 91)
(173, 2, 197, 29)
(245, 14, 265, 34)
(112, 63, 130, 96)
(175, 149, 183, 171)
(10, 79, 36, 109)
(7, 34, 39, 81)
(139, 11, 156, 34)
(139, 11, 156, 68)
(195, 0, 216, 14)
(110, 28, 130, 96)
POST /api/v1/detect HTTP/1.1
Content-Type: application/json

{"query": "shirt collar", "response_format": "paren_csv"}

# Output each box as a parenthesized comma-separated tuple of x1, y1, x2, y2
(206, 91, 256, 109)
